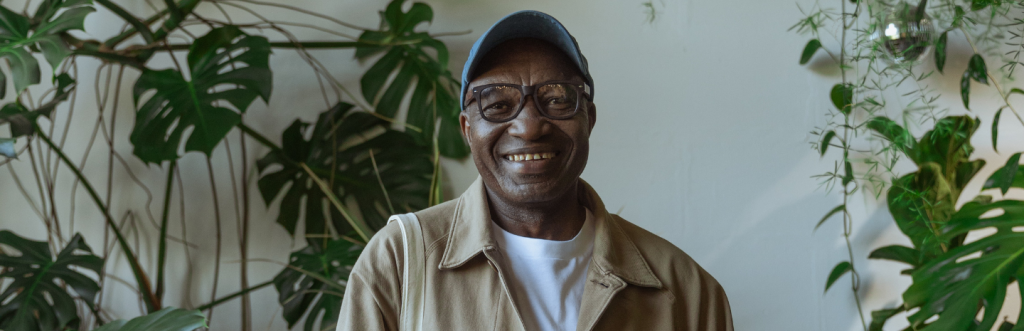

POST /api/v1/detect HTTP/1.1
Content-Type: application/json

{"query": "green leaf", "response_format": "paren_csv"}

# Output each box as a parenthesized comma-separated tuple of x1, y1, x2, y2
(993, 107, 1003, 153)
(91, 307, 206, 331)
(130, 26, 272, 163)
(985, 155, 1024, 193)
(819, 130, 836, 156)
(273, 239, 362, 331)
(0, 74, 75, 137)
(969, 54, 989, 84)
(971, 0, 991, 11)
(935, 31, 947, 73)
(867, 116, 916, 157)
(0, 137, 14, 157)
(902, 199, 1024, 331)
(843, 161, 854, 186)
(952, 6, 966, 28)
(356, 0, 466, 157)
(800, 39, 821, 65)
(915, 0, 928, 22)
(257, 103, 433, 240)
(815, 204, 845, 231)
(825, 261, 852, 293)
(830, 83, 854, 114)
(998, 153, 1022, 195)
(2, 48, 40, 94)
(869, 306, 906, 331)
(0, 2, 92, 94)
(961, 68, 972, 109)
(869, 245, 922, 267)
(1011, 88, 1024, 97)
(0, 231, 102, 331)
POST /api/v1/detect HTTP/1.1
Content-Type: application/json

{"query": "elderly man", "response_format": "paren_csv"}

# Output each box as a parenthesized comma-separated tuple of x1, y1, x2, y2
(337, 10, 732, 331)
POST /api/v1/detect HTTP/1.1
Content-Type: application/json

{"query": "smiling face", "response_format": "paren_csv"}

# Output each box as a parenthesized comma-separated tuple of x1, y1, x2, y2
(460, 38, 597, 205)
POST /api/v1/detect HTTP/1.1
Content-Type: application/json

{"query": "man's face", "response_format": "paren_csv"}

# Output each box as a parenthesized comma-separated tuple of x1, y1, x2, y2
(460, 38, 597, 205)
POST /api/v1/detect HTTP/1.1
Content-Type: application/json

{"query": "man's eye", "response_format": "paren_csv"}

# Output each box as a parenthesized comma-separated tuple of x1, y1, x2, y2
(546, 97, 568, 105)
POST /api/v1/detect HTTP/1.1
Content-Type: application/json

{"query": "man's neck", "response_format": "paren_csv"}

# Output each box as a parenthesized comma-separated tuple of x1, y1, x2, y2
(486, 183, 587, 241)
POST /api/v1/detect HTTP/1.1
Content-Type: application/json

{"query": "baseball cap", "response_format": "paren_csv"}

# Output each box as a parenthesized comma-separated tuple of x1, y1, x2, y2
(460, 10, 594, 110)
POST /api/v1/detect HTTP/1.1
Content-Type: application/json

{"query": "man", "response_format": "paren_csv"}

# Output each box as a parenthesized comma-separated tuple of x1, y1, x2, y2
(338, 10, 732, 331)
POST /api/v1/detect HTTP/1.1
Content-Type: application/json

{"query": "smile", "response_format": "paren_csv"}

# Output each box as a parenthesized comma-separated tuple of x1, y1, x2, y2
(505, 152, 557, 161)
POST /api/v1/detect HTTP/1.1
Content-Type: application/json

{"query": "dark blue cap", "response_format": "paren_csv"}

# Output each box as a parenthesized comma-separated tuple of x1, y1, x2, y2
(460, 10, 594, 110)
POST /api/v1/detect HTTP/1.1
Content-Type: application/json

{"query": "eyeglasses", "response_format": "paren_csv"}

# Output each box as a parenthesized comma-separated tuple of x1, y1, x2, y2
(464, 81, 593, 123)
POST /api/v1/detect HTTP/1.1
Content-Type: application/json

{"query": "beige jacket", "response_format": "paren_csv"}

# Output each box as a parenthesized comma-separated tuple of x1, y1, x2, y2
(337, 177, 733, 331)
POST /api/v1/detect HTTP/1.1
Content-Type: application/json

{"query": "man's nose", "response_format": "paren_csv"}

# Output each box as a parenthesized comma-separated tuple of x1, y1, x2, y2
(507, 97, 551, 140)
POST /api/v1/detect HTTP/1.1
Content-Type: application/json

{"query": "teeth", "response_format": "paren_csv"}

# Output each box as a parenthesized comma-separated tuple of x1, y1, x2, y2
(506, 152, 556, 161)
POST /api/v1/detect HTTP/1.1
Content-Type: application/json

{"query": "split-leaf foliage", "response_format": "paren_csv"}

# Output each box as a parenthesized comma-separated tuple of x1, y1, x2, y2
(0, 0, 466, 329)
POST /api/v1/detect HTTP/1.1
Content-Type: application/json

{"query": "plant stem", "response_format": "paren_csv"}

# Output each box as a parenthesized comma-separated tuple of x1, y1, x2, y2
(156, 161, 176, 302)
(94, 0, 156, 44)
(236, 122, 281, 152)
(34, 124, 160, 313)
(840, 0, 867, 329)
(194, 280, 274, 311)
(300, 163, 374, 243)
(205, 157, 224, 325)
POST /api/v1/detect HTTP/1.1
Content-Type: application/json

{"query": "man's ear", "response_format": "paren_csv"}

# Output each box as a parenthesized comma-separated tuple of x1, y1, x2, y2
(587, 101, 597, 136)
(459, 111, 472, 144)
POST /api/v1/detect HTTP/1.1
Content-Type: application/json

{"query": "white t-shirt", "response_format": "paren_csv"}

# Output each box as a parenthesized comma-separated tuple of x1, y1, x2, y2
(491, 208, 596, 331)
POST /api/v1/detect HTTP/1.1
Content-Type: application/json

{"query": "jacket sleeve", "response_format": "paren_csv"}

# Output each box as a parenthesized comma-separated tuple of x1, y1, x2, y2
(685, 267, 733, 331)
(336, 223, 404, 331)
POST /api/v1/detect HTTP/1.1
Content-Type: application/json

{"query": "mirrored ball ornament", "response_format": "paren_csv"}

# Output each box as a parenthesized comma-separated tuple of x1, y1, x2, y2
(871, 4, 936, 65)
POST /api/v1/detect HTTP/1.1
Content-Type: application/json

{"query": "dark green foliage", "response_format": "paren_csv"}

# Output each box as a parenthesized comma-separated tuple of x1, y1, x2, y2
(0, 231, 102, 331)
(993, 107, 1003, 152)
(997, 153, 1022, 194)
(91, 307, 206, 331)
(130, 26, 271, 163)
(815, 204, 845, 231)
(961, 54, 989, 109)
(356, 0, 468, 158)
(256, 103, 433, 241)
(273, 239, 361, 331)
(0, 73, 74, 137)
(0, 0, 92, 95)
(818, 130, 836, 156)
(871, 116, 982, 258)
(830, 83, 854, 114)
(869, 245, 921, 267)
(869, 306, 905, 331)
(935, 31, 947, 73)
(903, 199, 1024, 330)
(825, 261, 851, 292)
(800, 39, 822, 65)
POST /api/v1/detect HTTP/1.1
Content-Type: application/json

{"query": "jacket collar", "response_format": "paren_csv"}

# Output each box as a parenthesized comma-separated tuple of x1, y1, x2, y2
(439, 177, 663, 289)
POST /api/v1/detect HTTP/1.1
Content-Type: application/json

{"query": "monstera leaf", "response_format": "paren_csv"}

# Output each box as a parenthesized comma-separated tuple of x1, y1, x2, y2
(0, 73, 75, 137)
(869, 116, 983, 257)
(0, 0, 93, 96)
(901, 198, 1024, 330)
(91, 307, 206, 331)
(273, 239, 361, 331)
(131, 26, 271, 163)
(257, 102, 432, 242)
(0, 231, 102, 331)
(356, 0, 468, 158)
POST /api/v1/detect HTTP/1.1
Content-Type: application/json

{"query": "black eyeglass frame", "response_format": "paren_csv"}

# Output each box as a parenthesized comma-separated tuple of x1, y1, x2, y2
(463, 80, 594, 123)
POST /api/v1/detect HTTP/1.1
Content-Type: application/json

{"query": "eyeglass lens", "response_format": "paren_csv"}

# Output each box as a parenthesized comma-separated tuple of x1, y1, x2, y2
(478, 83, 580, 121)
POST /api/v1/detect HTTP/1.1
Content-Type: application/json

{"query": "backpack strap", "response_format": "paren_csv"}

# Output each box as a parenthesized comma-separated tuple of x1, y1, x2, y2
(388, 213, 425, 331)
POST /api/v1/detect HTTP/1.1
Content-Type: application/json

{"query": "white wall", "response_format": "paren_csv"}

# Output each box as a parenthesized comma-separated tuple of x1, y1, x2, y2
(1, 0, 1022, 330)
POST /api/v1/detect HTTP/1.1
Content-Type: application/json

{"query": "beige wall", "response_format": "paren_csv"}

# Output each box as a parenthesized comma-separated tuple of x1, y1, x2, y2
(0, 0, 1021, 330)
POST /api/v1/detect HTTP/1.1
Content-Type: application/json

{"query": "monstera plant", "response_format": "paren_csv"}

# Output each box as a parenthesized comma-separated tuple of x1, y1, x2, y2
(795, 0, 1024, 330)
(0, 0, 467, 330)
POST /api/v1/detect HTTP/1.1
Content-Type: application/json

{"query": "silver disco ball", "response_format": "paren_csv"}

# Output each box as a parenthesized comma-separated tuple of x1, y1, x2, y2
(871, 4, 936, 65)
